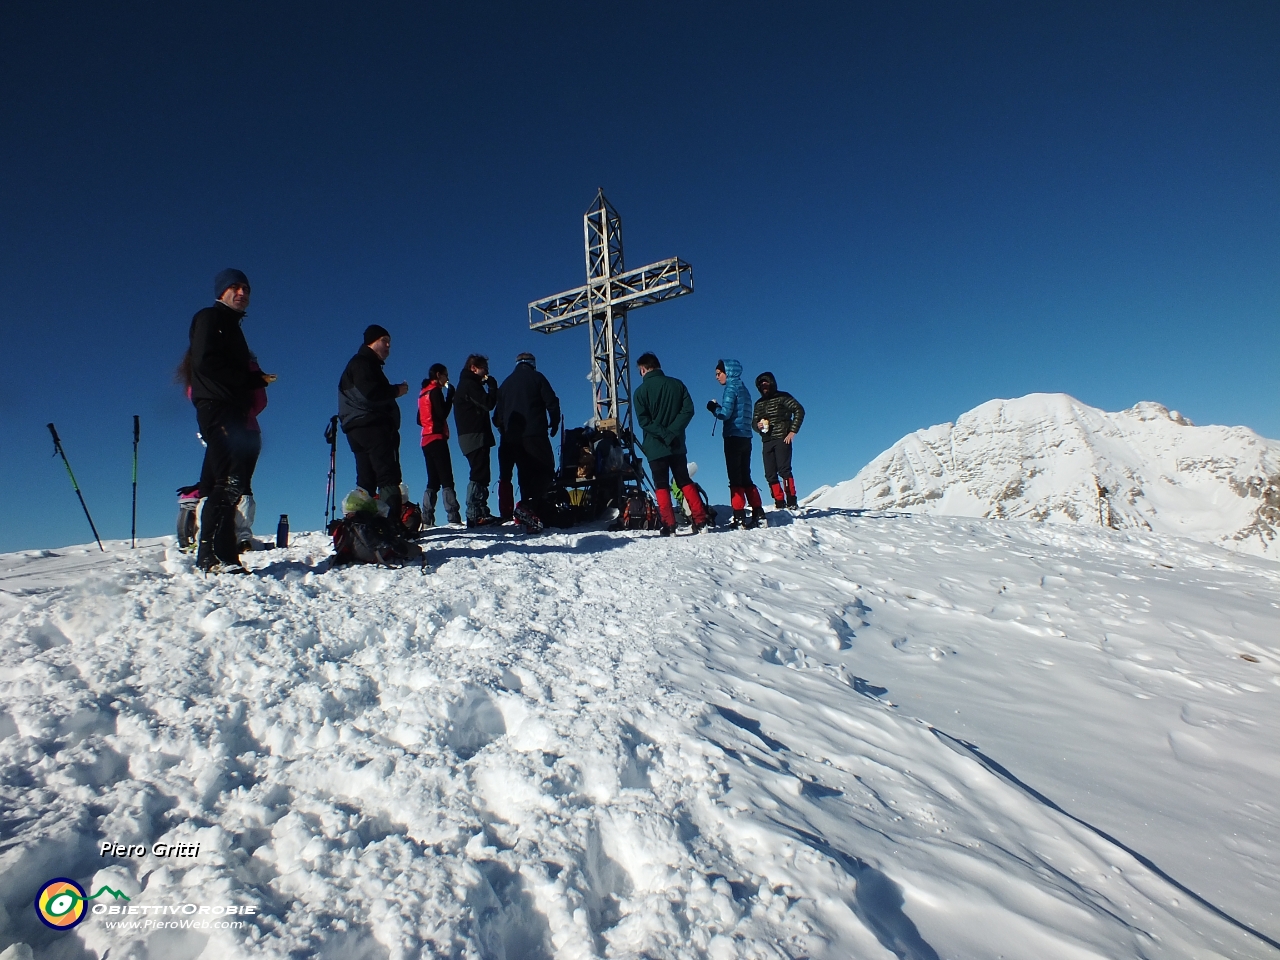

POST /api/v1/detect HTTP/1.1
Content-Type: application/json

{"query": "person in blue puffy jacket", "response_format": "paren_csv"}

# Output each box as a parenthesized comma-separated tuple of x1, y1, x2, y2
(707, 358, 766, 529)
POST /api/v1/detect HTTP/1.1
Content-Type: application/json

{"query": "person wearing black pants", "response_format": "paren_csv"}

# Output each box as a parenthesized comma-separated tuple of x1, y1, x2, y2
(338, 324, 408, 520)
(417, 363, 461, 526)
(187, 268, 273, 573)
(452, 354, 501, 527)
(493, 353, 561, 524)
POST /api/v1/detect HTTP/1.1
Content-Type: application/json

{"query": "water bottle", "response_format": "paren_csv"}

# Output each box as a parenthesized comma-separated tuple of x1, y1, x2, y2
(276, 514, 289, 548)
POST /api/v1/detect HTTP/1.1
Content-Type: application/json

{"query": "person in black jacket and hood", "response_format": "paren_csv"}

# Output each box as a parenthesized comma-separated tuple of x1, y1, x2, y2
(338, 324, 408, 520)
(451, 353, 501, 527)
(493, 352, 561, 521)
(189, 268, 274, 573)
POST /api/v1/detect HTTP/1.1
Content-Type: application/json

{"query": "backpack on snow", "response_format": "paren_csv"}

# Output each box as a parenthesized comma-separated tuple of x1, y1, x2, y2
(614, 491, 662, 531)
(332, 515, 423, 567)
(400, 500, 423, 535)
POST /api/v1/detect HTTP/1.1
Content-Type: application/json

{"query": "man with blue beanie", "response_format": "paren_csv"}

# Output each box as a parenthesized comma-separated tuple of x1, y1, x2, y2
(188, 268, 274, 573)
(708, 358, 765, 529)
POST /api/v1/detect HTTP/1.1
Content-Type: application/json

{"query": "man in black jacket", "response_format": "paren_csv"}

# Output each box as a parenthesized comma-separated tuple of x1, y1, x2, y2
(189, 268, 273, 573)
(451, 354, 501, 527)
(338, 324, 409, 521)
(493, 352, 561, 521)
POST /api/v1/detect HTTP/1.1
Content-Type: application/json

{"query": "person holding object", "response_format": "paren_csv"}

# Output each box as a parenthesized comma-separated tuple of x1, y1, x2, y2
(188, 268, 273, 574)
(708, 359, 765, 529)
(338, 324, 408, 522)
(753, 371, 805, 509)
(418, 363, 462, 526)
(493, 352, 561, 526)
(634, 352, 712, 536)
(452, 353, 501, 527)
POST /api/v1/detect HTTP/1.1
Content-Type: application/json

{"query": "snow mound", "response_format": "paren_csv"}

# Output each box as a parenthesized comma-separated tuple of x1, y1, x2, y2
(806, 392, 1280, 557)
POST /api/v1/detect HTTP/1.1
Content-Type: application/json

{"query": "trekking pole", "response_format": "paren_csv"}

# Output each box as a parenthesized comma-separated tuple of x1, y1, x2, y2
(131, 415, 139, 548)
(47, 423, 105, 552)
(324, 415, 339, 526)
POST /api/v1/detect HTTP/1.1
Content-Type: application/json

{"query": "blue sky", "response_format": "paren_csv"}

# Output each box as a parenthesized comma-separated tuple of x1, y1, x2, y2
(2, 2, 1276, 552)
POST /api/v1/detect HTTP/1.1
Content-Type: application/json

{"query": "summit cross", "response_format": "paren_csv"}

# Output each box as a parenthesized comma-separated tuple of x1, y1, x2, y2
(529, 189, 693, 445)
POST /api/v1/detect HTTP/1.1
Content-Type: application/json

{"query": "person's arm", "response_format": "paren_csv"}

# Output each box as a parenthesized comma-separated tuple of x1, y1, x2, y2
(352, 355, 398, 404)
(784, 395, 805, 438)
(671, 385, 695, 436)
(541, 376, 561, 434)
(430, 385, 450, 430)
(482, 376, 499, 411)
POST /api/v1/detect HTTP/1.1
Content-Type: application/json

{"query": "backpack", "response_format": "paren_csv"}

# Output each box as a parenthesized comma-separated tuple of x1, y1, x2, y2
(615, 491, 662, 531)
(332, 515, 424, 567)
(400, 500, 423, 535)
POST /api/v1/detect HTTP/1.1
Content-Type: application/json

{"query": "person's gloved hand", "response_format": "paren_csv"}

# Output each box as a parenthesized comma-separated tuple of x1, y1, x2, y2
(706, 400, 718, 413)
(549, 421, 559, 437)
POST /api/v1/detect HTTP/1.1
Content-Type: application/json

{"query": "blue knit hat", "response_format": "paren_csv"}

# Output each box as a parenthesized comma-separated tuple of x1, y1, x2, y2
(214, 268, 250, 300)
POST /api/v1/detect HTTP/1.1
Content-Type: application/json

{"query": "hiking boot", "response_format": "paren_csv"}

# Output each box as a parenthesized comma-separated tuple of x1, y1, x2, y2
(659, 524, 676, 537)
(466, 515, 504, 529)
(786, 495, 799, 510)
(747, 506, 766, 529)
(513, 502, 544, 534)
(201, 559, 249, 576)
(728, 509, 746, 530)
(691, 517, 712, 534)
(773, 498, 787, 509)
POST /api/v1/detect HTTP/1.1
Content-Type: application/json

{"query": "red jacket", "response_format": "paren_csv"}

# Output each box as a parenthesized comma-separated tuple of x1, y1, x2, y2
(417, 381, 453, 445)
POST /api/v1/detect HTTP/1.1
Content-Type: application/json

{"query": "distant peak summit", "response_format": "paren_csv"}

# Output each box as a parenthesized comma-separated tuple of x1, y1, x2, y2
(808, 393, 1278, 558)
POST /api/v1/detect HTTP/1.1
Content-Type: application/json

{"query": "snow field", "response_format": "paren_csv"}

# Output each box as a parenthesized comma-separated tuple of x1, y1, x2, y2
(0, 512, 1277, 959)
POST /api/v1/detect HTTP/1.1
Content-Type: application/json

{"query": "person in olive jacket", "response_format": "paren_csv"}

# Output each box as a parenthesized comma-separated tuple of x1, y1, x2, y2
(451, 353, 501, 527)
(753, 371, 806, 509)
(338, 324, 408, 520)
(188, 268, 273, 573)
(632, 352, 712, 535)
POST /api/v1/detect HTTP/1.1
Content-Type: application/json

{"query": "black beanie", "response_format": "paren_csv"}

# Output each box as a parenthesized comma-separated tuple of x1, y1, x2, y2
(364, 324, 391, 345)
(213, 268, 249, 300)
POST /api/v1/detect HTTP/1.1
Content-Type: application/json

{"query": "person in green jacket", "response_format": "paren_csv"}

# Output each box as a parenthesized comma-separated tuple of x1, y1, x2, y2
(633, 353, 713, 535)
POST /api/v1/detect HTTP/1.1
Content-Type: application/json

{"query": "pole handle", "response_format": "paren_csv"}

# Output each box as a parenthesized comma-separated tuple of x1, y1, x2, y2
(47, 422, 60, 446)
(133, 415, 140, 443)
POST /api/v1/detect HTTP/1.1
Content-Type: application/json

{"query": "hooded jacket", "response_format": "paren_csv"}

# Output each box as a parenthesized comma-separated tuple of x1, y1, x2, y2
(752, 373, 805, 440)
(338, 345, 401, 433)
(633, 367, 694, 460)
(710, 359, 754, 438)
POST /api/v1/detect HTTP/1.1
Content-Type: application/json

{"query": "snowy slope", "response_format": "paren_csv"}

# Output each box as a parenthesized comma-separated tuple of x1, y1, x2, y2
(1, 517, 1278, 960)
(806, 393, 1280, 558)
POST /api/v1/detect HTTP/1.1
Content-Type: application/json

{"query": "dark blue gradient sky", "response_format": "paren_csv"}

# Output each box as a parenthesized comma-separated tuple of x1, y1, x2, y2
(2, 2, 1277, 551)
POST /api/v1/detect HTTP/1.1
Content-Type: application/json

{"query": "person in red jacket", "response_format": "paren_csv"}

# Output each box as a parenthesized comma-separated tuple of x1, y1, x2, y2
(417, 363, 462, 526)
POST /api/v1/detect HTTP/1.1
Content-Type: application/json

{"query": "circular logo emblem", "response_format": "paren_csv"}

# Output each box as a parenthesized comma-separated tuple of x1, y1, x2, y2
(35, 878, 88, 929)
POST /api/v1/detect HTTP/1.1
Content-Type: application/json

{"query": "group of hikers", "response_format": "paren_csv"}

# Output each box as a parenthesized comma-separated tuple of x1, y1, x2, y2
(186, 269, 804, 573)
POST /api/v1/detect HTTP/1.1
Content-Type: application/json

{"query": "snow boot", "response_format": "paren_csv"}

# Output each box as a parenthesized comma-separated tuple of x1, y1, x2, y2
(747, 506, 766, 529)
(513, 500, 544, 534)
(729, 509, 746, 530)
(441, 487, 462, 525)
(785, 477, 798, 510)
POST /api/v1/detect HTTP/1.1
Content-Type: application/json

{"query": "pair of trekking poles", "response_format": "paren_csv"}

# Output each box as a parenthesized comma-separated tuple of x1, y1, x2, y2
(48, 416, 139, 552)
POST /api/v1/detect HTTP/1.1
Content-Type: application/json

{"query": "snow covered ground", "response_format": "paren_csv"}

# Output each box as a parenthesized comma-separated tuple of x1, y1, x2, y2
(806, 394, 1280, 559)
(1, 512, 1278, 959)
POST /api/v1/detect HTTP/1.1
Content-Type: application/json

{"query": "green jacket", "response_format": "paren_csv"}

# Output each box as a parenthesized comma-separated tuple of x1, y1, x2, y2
(752, 391, 805, 440)
(633, 368, 694, 460)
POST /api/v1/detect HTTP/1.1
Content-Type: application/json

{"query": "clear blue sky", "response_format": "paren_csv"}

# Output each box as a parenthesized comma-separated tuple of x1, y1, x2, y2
(2, 2, 1277, 552)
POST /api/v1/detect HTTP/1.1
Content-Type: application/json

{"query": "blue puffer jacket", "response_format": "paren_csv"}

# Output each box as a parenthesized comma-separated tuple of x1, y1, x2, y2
(712, 359, 754, 438)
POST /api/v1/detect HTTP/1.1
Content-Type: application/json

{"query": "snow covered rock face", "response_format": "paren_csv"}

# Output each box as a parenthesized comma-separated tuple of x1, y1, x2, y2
(0, 520, 1278, 959)
(807, 393, 1280, 557)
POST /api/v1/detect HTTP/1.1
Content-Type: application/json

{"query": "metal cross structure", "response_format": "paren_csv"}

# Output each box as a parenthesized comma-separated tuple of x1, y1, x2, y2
(529, 189, 693, 447)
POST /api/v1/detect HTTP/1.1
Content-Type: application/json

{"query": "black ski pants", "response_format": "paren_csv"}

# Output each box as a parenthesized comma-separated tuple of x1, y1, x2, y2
(723, 435, 755, 488)
(761, 438, 793, 483)
(344, 423, 402, 496)
(499, 433, 556, 504)
(194, 400, 256, 562)
(422, 438, 456, 492)
(648, 453, 695, 491)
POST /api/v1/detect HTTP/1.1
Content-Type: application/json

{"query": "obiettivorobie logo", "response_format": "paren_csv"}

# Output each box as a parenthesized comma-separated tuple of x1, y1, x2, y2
(35, 878, 130, 930)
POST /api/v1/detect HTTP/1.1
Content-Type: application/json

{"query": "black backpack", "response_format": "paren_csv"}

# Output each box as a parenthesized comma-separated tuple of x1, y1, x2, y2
(332, 515, 423, 567)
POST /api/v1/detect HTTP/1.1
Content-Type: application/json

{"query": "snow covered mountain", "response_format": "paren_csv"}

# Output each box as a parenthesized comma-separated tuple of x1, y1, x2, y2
(807, 393, 1280, 557)
(2, 518, 1278, 959)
